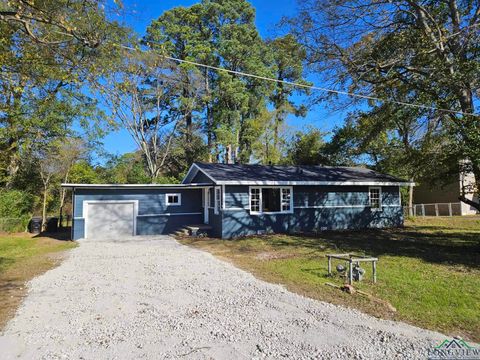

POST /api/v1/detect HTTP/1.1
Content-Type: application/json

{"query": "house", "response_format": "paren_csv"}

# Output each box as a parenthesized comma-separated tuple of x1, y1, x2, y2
(62, 162, 413, 240)
(413, 169, 478, 216)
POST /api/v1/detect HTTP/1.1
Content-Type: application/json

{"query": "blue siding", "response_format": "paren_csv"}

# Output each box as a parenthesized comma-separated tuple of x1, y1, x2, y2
(73, 218, 85, 239)
(73, 188, 203, 239)
(221, 185, 403, 239)
(208, 208, 222, 238)
(222, 207, 403, 238)
(72, 184, 403, 240)
(224, 185, 249, 208)
(137, 214, 203, 235)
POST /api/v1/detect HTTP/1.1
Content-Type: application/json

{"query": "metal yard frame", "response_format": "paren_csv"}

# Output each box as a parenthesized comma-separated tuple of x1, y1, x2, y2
(326, 253, 378, 285)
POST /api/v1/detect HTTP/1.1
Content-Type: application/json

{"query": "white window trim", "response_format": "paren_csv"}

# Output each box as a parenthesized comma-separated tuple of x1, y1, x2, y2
(166, 193, 182, 206)
(249, 186, 293, 215)
(369, 186, 382, 211)
(214, 186, 221, 215)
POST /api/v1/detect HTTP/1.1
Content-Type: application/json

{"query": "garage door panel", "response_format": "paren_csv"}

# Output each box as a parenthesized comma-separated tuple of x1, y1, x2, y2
(86, 202, 135, 239)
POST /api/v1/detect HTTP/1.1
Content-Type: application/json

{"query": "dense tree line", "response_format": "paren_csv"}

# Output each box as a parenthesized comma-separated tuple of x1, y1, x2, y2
(286, 0, 480, 210)
(1, 0, 479, 230)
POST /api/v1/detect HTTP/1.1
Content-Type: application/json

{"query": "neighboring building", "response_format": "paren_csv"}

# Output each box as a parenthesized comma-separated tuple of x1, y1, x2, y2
(413, 170, 478, 216)
(63, 162, 413, 240)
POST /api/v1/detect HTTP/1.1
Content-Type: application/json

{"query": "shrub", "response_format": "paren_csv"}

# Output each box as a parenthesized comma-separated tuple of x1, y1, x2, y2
(0, 190, 34, 232)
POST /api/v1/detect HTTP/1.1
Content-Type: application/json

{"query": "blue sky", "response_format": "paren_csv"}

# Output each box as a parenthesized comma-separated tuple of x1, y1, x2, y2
(98, 0, 348, 161)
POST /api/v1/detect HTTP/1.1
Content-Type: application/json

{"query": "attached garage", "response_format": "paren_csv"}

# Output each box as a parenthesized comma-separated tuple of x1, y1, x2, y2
(63, 184, 210, 240)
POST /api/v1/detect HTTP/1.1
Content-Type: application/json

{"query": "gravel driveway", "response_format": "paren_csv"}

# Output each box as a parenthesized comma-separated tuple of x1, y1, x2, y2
(0, 235, 444, 359)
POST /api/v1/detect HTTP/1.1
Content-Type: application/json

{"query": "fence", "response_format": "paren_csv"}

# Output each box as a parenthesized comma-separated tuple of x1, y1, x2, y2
(0, 216, 31, 232)
(0, 215, 72, 233)
(403, 202, 462, 217)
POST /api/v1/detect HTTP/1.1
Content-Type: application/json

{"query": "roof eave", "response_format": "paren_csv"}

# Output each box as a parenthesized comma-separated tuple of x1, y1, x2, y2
(214, 180, 415, 186)
(61, 183, 212, 189)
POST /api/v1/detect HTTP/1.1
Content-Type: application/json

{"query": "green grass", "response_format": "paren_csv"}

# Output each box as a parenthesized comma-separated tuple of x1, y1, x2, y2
(0, 235, 76, 274)
(0, 234, 77, 328)
(181, 217, 480, 341)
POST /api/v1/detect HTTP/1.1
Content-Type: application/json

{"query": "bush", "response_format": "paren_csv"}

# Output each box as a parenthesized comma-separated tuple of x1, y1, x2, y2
(0, 215, 31, 232)
(0, 190, 34, 232)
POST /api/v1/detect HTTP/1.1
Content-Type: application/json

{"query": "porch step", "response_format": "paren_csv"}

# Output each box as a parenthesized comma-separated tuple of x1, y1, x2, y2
(171, 224, 213, 237)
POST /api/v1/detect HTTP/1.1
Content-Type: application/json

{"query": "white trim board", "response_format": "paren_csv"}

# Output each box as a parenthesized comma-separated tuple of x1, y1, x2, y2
(222, 205, 402, 211)
(62, 183, 210, 189)
(137, 212, 202, 217)
(294, 204, 402, 209)
(217, 180, 414, 186)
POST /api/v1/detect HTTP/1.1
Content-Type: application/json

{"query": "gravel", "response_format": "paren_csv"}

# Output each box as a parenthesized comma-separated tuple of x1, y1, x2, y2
(0, 235, 444, 359)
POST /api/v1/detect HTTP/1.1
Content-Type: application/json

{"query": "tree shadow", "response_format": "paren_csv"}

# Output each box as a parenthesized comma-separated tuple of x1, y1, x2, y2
(33, 228, 72, 241)
(267, 229, 480, 269)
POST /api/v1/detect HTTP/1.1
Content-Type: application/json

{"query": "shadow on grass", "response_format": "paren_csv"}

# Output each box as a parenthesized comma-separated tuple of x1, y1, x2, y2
(33, 228, 72, 241)
(265, 228, 480, 268)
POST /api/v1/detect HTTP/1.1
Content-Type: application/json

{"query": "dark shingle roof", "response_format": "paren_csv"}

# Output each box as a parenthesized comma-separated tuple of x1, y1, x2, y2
(193, 162, 409, 184)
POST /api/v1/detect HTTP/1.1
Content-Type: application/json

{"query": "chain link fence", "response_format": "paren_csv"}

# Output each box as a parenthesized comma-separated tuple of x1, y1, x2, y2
(0, 216, 31, 232)
(0, 215, 72, 233)
(403, 202, 462, 217)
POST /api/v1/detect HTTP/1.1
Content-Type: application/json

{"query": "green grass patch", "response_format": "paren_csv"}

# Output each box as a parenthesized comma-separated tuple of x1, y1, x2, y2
(181, 217, 480, 341)
(0, 234, 77, 329)
(0, 235, 76, 274)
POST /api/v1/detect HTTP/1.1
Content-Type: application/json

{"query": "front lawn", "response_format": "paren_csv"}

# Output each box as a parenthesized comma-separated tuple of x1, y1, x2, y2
(0, 234, 77, 329)
(180, 216, 480, 342)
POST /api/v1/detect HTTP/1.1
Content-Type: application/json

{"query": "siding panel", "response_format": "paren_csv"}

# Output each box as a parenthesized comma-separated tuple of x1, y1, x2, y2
(221, 184, 403, 239)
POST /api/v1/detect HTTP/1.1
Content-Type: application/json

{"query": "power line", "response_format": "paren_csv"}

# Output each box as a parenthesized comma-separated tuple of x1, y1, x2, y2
(118, 42, 480, 118)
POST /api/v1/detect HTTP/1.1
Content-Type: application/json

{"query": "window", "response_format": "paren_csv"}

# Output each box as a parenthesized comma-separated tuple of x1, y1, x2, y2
(250, 187, 292, 214)
(166, 193, 181, 206)
(369, 187, 382, 211)
(250, 188, 260, 212)
(214, 187, 222, 214)
(281, 188, 291, 212)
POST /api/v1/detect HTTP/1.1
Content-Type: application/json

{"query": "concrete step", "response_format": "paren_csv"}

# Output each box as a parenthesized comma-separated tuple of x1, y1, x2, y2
(171, 224, 212, 237)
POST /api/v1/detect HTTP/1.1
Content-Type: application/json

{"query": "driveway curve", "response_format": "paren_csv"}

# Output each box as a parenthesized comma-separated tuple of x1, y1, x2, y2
(0, 236, 443, 359)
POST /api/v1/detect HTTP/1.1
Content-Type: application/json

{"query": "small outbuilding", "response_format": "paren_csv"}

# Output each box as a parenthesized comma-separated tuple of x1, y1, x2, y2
(63, 162, 413, 240)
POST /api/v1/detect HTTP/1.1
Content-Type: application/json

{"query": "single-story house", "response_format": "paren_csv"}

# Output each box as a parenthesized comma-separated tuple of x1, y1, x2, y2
(62, 162, 413, 240)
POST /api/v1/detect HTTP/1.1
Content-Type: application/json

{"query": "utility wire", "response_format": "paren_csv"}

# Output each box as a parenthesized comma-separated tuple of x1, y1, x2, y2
(118, 43, 479, 118)
(48, 29, 479, 117)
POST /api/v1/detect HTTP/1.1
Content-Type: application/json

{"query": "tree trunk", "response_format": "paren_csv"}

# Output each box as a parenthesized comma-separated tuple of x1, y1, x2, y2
(273, 115, 280, 156)
(459, 161, 480, 211)
(455, 86, 480, 211)
(205, 71, 213, 163)
(225, 144, 232, 164)
(58, 188, 67, 228)
(41, 184, 49, 232)
(4, 140, 19, 188)
(408, 178, 414, 216)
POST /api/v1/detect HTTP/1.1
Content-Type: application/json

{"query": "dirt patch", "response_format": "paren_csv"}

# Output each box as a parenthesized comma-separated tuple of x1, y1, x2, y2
(0, 249, 70, 330)
(255, 251, 298, 261)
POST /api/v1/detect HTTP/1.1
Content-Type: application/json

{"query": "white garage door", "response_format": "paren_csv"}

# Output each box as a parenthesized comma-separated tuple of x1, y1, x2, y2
(85, 201, 136, 239)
